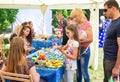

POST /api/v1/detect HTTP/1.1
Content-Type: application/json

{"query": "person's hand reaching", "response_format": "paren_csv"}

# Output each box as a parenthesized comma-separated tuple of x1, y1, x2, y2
(57, 46, 62, 51)
(31, 47, 35, 50)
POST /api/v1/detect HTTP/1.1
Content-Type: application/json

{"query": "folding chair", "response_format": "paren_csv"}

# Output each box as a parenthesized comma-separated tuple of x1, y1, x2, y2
(0, 71, 33, 82)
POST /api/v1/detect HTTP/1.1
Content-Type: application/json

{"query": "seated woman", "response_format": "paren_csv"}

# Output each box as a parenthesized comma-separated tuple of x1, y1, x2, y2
(0, 37, 40, 82)
(19, 25, 35, 55)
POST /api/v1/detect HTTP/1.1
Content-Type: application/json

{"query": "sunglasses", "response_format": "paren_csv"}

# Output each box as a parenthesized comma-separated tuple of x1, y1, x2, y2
(103, 6, 112, 12)
(103, 9, 108, 12)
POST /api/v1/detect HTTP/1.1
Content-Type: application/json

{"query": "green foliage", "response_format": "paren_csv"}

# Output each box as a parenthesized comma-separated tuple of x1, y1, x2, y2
(4, 38, 9, 45)
(51, 9, 72, 33)
(52, 9, 90, 29)
(0, 9, 18, 34)
(84, 9, 90, 20)
(52, 9, 72, 28)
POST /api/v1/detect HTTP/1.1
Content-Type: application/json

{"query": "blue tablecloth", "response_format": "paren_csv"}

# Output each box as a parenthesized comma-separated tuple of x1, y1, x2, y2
(31, 37, 62, 53)
(36, 66, 64, 82)
(27, 49, 38, 58)
(31, 40, 52, 53)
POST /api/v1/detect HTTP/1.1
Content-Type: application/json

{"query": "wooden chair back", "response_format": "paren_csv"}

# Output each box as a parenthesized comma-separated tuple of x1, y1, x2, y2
(0, 34, 6, 60)
(0, 71, 33, 82)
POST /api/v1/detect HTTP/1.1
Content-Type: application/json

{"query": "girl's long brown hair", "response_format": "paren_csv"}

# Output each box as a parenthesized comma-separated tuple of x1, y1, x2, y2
(66, 24, 81, 59)
(6, 37, 28, 74)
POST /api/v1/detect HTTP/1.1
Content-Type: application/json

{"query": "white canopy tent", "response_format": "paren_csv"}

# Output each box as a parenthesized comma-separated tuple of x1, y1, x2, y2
(0, 0, 113, 9)
(1, 0, 119, 70)
(12, 9, 52, 35)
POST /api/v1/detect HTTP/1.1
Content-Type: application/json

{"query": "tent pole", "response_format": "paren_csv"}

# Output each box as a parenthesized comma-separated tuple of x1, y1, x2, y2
(89, 2, 99, 70)
(40, 4, 47, 35)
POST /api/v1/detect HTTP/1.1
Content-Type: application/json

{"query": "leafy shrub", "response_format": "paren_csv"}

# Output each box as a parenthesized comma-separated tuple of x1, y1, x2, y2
(0, 9, 18, 34)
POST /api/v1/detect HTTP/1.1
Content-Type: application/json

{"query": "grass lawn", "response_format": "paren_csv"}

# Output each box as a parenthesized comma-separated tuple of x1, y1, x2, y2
(89, 48, 104, 82)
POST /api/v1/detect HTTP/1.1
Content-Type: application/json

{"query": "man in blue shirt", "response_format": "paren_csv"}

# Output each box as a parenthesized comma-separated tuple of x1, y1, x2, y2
(103, 0, 120, 82)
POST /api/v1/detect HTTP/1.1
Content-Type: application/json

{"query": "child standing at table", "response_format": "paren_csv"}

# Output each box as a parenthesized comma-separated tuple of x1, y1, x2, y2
(57, 24, 79, 82)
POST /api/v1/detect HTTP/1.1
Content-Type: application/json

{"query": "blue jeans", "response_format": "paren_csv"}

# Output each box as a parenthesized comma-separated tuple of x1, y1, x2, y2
(77, 47, 90, 82)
